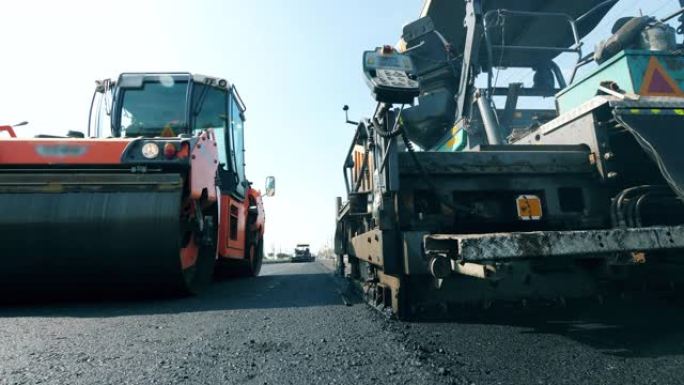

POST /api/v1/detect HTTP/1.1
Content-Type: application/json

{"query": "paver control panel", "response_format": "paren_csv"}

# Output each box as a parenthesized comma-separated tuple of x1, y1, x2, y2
(363, 46, 419, 104)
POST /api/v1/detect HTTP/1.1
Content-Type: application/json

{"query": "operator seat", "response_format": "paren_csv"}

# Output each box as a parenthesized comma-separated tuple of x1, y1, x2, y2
(400, 16, 461, 150)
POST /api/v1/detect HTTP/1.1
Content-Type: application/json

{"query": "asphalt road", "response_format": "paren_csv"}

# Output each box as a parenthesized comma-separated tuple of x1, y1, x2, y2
(2, 262, 684, 385)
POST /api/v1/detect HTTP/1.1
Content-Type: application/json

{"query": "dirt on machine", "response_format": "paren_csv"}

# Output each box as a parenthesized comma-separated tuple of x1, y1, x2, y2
(335, 0, 684, 319)
(0, 72, 275, 296)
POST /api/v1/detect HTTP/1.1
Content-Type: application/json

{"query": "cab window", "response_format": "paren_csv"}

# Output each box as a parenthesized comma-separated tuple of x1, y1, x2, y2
(119, 80, 189, 137)
(193, 85, 229, 170)
(229, 94, 246, 196)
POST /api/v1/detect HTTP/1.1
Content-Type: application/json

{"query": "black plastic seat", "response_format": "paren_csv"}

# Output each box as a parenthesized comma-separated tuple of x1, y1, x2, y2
(401, 16, 461, 149)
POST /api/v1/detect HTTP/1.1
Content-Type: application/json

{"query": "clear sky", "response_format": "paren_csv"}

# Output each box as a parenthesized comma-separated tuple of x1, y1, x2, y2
(0, 0, 680, 254)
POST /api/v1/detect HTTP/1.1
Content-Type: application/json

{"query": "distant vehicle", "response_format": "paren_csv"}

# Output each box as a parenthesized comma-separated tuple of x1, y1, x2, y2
(291, 244, 315, 263)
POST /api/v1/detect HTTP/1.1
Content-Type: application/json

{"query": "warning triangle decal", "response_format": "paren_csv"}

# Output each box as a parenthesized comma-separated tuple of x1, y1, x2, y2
(640, 57, 684, 97)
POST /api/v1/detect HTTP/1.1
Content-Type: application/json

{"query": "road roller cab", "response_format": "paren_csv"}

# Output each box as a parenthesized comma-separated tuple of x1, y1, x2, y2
(0, 72, 273, 295)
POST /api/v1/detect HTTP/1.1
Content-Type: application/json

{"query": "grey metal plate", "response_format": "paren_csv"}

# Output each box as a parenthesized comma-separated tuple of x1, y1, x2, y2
(425, 225, 684, 262)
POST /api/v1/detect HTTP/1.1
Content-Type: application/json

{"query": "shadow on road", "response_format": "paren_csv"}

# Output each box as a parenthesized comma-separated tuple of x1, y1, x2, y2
(423, 296, 684, 359)
(0, 263, 359, 318)
(522, 300, 684, 358)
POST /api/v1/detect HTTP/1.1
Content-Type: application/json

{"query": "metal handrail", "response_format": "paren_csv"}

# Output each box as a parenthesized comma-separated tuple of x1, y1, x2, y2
(231, 85, 247, 113)
(0, 126, 16, 138)
(569, 5, 684, 83)
(661, 7, 684, 23)
(482, 9, 584, 93)
(576, 0, 619, 24)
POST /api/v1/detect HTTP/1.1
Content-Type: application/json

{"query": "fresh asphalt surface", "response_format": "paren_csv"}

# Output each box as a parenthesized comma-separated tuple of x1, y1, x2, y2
(2, 262, 684, 385)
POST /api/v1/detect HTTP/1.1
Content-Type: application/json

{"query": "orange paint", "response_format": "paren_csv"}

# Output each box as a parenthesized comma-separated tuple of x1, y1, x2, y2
(0, 138, 130, 165)
(247, 188, 265, 234)
(0, 126, 16, 138)
(180, 236, 199, 270)
(176, 142, 190, 159)
(217, 195, 247, 259)
(216, 187, 265, 261)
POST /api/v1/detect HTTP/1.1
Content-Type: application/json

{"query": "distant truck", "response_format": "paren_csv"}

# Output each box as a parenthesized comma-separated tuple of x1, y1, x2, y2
(291, 244, 315, 263)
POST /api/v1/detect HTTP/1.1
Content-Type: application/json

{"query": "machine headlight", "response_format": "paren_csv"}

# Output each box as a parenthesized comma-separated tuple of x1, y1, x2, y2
(141, 142, 160, 159)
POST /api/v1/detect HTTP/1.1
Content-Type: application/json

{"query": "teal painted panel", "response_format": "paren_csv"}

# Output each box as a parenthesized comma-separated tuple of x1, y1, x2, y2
(557, 51, 684, 114)
(628, 52, 684, 96)
(429, 50, 684, 151)
(557, 51, 634, 113)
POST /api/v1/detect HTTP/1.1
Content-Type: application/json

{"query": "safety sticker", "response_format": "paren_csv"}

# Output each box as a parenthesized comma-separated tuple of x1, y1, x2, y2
(640, 57, 684, 97)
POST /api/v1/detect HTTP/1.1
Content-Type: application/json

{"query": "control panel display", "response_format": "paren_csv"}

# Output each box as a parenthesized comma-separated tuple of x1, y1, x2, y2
(363, 47, 419, 104)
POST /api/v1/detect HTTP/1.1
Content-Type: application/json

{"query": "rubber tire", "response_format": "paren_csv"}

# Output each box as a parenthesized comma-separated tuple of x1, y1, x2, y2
(245, 239, 263, 277)
(182, 241, 216, 295)
(215, 238, 263, 279)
